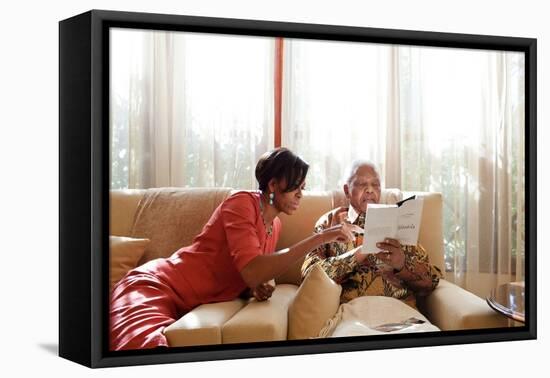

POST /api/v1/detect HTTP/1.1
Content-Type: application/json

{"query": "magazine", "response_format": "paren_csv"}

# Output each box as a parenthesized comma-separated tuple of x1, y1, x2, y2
(372, 317, 427, 332)
(359, 195, 424, 254)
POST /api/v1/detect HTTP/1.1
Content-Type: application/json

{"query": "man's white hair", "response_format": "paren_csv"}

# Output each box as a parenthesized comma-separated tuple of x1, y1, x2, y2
(342, 160, 381, 186)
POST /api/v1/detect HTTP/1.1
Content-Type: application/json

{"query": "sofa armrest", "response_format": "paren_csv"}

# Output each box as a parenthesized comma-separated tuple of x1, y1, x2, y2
(164, 299, 246, 347)
(419, 279, 509, 330)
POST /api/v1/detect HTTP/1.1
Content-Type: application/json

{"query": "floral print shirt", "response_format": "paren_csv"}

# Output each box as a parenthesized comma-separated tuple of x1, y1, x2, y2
(301, 207, 442, 309)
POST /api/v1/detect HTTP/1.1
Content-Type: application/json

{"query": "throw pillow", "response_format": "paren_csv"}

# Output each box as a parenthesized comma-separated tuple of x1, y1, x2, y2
(287, 264, 342, 340)
(109, 235, 150, 291)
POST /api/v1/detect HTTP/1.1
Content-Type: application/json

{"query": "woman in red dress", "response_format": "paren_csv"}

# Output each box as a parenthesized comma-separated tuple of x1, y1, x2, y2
(110, 147, 361, 351)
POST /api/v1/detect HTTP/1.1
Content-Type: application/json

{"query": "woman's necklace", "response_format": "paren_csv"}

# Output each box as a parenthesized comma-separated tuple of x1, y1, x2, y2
(258, 194, 273, 236)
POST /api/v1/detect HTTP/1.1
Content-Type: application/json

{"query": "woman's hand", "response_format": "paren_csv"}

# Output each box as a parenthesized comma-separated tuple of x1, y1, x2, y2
(375, 238, 405, 272)
(251, 282, 275, 301)
(320, 222, 363, 244)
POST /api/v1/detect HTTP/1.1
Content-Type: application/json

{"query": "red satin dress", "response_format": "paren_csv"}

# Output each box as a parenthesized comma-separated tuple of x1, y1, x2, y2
(109, 191, 281, 351)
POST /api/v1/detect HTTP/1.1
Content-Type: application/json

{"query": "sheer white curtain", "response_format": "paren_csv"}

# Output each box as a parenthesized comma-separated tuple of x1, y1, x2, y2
(398, 47, 525, 294)
(281, 40, 401, 189)
(283, 40, 525, 296)
(110, 29, 275, 190)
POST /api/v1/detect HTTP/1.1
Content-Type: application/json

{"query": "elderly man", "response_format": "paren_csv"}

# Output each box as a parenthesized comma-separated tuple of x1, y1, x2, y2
(301, 161, 442, 309)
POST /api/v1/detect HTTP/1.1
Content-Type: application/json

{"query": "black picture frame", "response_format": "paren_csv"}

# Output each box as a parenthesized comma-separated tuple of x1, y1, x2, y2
(59, 9, 537, 368)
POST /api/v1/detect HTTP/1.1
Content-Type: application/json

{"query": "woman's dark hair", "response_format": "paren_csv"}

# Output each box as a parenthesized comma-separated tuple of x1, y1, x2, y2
(255, 147, 309, 193)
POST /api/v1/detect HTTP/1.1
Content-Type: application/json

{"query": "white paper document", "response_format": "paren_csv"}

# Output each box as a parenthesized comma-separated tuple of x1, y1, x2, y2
(361, 196, 424, 254)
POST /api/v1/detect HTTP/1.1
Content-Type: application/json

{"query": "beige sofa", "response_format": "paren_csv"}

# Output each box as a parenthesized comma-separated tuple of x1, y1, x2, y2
(110, 187, 508, 347)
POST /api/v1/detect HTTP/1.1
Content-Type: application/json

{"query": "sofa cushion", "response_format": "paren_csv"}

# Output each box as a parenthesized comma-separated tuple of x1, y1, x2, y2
(164, 299, 246, 347)
(130, 187, 233, 264)
(109, 236, 149, 291)
(287, 264, 342, 340)
(222, 284, 298, 343)
(320, 296, 439, 338)
(403, 191, 445, 278)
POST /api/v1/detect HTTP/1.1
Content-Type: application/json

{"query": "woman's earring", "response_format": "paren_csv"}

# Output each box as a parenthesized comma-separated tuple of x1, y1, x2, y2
(269, 192, 274, 206)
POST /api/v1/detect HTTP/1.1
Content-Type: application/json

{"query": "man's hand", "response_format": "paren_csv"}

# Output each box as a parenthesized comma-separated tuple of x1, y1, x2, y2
(375, 238, 405, 272)
(330, 206, 349, 227)
(251, 282, 275, 301)
(351, 245, 370, 264)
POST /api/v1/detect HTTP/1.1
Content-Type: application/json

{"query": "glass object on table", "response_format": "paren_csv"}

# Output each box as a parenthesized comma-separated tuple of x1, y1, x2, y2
(486, 281, 525, 323)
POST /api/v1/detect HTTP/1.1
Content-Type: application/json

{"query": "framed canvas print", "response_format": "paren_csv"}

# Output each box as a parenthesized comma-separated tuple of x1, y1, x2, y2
(59, 9, 536, 368)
